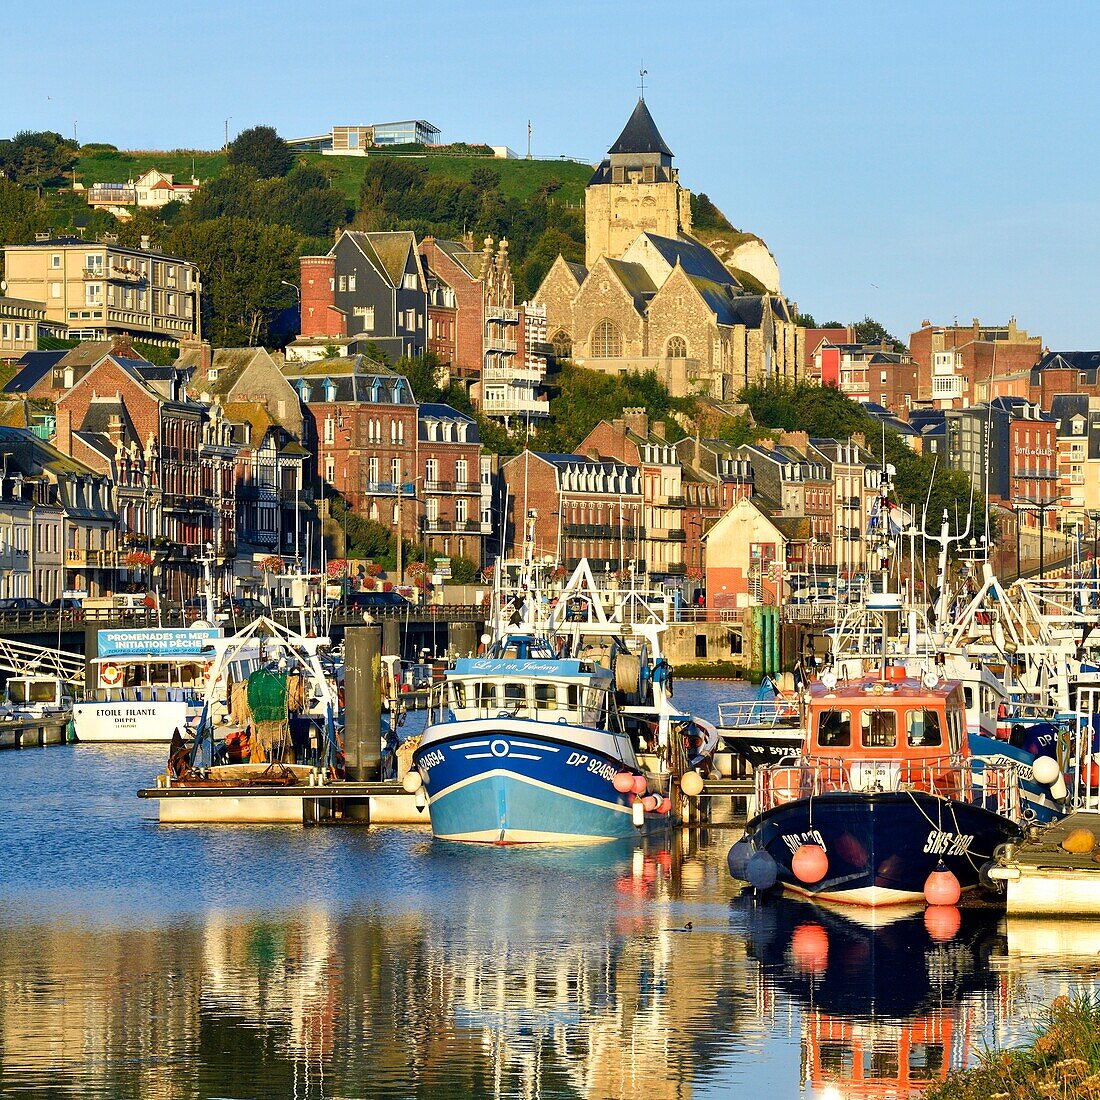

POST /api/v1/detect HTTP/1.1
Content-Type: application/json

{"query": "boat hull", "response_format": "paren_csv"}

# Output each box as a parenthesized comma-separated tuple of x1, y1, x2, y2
(720, 727, 803, 768)
(968, 730, 1065, 825)
(72, 700, 189, 743)
(745, 791, 1023, 906)
(414, 721, 655, 845)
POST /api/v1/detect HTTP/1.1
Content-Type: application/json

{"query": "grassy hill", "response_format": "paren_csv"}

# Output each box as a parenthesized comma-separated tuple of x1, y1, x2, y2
(70, 148, 594, 206)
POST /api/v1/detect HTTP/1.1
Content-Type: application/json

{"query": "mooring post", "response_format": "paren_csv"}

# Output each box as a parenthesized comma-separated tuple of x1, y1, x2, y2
(448, 621, 478, 659)
(381, 618, 401, 659)
(344, 624, 382, 822)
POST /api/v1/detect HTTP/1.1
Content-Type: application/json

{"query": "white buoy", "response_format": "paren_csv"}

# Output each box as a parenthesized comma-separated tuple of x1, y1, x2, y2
(1031, 756, 1060, 786)
(402, 769, 424, 793)
(415, 787, 428, 813)
(632, 800, 645, 827)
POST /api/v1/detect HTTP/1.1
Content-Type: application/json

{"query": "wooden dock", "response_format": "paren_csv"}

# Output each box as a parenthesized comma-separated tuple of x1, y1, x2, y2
(137, 778, 427, 826)
(0, 716, 69, 751)
(989, 811, 1100, 915)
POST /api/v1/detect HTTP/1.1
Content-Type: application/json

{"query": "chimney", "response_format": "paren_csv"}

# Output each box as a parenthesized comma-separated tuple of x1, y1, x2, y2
(140, 235, 151, 251)
(109, 333, 134, 359)
(779, 430, 809, 453)
(851, 432, 865, 448)
(622, 407, 649, 439)
(107, 412, 124, 452)
(652, 421, 666, 440)
(56, 407, 73, 455)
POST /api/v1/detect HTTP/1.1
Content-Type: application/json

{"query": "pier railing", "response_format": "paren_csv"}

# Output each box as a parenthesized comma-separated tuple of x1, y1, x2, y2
(755, 755, 1020, 819)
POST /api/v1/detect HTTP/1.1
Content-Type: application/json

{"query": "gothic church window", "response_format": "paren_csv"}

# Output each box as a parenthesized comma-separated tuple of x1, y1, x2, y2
(667, 336, 688, 358)
(592, 320, 622, 358)
(551, 331, 573, 360)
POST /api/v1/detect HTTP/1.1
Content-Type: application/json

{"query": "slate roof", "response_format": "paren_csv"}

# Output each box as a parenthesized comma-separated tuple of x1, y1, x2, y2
(78, 397, 138, 441)
(564, 261, 589, 284)
(1034, 351, 1100, 373)
(429, 239, 487, 281)
(345, 231, 420, 287)
(1049, 393, 1090, 425)
(641, 233, 735, 285)
(609, 99, 673, 157)
(418, 402, 481, 444)
(223, 401, 276, 445)
(605, 259, 657, 310)
(2, 351, 65, 394)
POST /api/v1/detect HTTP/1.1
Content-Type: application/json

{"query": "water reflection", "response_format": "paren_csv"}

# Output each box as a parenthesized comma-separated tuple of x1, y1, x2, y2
(732, 893, 1005, 1098)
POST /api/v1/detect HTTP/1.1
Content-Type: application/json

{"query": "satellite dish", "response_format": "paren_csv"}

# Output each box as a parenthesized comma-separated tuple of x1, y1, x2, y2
(922, 671, 940, 690)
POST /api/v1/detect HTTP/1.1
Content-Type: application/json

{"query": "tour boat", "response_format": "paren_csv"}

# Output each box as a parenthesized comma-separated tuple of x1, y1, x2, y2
(72, 626, 225, 743)
(731, 665, 1025, 906)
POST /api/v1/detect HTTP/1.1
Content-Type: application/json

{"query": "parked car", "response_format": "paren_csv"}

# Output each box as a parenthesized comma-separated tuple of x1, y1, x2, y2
(344, 590, 412, 611)
(0, 597, 49, 612)
(50, 596, 85, 618)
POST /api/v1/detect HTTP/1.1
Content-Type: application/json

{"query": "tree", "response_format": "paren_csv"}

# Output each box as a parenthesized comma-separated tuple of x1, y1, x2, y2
(0, 131, 78, 196)
(690, 192, 734, 231)
(0, 179, 47, 247)
(227, 125, 293, 179)
(330, 497, 395, 562)
(792, 311, 816, 328)
(854, 315, 905, 351)
(169, 217, 301, 346)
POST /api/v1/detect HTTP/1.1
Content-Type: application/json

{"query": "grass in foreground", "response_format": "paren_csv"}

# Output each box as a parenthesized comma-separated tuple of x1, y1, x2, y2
(929, 994, 1100, 1099)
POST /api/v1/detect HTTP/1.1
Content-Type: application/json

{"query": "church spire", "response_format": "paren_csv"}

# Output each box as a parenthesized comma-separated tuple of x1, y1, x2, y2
(608, 98, 673, 158)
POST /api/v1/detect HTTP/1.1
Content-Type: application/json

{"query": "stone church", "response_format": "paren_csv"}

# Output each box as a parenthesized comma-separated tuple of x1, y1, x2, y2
(534, 99, 803, 399)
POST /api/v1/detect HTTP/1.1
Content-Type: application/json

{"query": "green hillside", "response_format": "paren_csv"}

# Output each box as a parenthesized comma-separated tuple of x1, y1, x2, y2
(71, 148, 593, 206)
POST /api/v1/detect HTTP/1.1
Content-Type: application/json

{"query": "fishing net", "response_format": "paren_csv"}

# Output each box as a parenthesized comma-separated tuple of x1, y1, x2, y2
(230, 681, 251, 729)
(247, 669, 289, 762)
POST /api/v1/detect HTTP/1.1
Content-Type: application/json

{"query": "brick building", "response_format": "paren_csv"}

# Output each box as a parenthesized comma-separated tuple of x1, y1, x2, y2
(1029, 351, 1100, 409)
(53, 352, 220, 598)
(419, 403, 488, 567)
(909, 318, 1043, 408)
(289, 231, 427, 363)
(502, 451, 644, 574)
(578, 408, 686, 587)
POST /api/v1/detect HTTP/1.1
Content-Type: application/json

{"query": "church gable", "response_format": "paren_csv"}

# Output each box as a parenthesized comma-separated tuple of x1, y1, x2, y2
(647, 264, 719, 374)
(533, 255, 587, 355)
(572, 256, 649, 361)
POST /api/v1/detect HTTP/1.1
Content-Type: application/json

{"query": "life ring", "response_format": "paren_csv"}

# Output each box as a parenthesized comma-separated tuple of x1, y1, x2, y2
(100, 662, 123, 687)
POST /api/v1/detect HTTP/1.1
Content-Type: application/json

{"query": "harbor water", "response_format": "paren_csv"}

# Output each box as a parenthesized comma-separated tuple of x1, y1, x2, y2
(0, 680, 1097, 1099)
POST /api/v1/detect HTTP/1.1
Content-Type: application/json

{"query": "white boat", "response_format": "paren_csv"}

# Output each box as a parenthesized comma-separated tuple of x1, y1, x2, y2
(0, 674, 74, 721)
(72, 626, 226, 743)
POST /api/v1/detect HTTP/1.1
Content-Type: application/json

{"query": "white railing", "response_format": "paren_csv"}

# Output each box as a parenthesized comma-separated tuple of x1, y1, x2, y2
(755, 755, 1019, 819)
(717, 699, 802, 729)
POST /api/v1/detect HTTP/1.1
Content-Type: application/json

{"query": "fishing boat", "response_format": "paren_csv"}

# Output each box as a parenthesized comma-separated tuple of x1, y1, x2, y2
(0, 674, 74, 721)
(730, 665, 1024, 905)
(410, 532, 702, 844)
(716, 674, 804, 767)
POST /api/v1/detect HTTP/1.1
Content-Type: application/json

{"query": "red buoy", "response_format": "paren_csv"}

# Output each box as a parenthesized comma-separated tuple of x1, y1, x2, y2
(791, 843, 829, 884)
(924, 862, 961, 906)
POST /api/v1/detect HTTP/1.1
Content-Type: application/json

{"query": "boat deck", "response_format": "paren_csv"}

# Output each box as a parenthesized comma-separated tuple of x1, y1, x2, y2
(991, 810, 1100, 915)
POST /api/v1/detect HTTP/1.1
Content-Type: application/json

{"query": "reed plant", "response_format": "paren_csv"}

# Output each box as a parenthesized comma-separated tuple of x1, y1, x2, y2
(930, 994, 1100, 1099)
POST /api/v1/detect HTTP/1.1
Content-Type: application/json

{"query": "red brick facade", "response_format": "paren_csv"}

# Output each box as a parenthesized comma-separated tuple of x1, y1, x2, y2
(300, 255, 345, 339)
(420, 239, 485, 374)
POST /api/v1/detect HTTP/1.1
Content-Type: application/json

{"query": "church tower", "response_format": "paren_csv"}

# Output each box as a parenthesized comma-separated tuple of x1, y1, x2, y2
(584, 99, 693, 268)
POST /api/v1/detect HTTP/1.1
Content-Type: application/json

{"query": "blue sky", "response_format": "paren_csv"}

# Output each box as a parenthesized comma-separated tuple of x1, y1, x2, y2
(6, 0, 1100, 348)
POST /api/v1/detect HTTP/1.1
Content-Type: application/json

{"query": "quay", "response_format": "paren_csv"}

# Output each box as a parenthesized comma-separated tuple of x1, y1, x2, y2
(0, 716, 69, 751)
(989, 811, 1100, 915)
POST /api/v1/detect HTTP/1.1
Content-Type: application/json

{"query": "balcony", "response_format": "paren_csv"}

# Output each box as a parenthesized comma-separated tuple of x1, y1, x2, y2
(483, 363, 543, 384)
(659, 495, 687, 508)
(424, 480, 480, 494)
(484, 334, 518, 353)
(481, 396, 550, 418)
(563, 524, 647, 540)
(665, 528, 686, 541)
(108, 266, 146, 284)
(66, 548, 87, 567)
(81, 267, 107, 280)
(486, 305, 520, 324)
(420, 517, 486, 535)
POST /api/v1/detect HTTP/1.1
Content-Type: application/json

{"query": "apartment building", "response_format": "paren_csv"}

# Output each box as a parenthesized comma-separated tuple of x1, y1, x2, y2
(3, 236, 200, 345)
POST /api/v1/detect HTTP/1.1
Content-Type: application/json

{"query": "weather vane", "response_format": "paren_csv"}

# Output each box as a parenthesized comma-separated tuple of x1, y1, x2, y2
(639, 64, 647, 98)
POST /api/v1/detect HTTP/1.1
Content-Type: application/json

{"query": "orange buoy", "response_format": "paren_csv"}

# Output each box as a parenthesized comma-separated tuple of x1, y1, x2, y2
(632, 774, 648, 796)
(791, 843, 829, 884)
(612, 772, 635, 794)
(924, 905, 961, 942)
(790, 922, 829, 973)
(924, 862, 961, 906)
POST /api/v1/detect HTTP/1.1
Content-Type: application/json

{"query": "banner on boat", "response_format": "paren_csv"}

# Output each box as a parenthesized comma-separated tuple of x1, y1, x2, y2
(98, 627, 221, 658)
